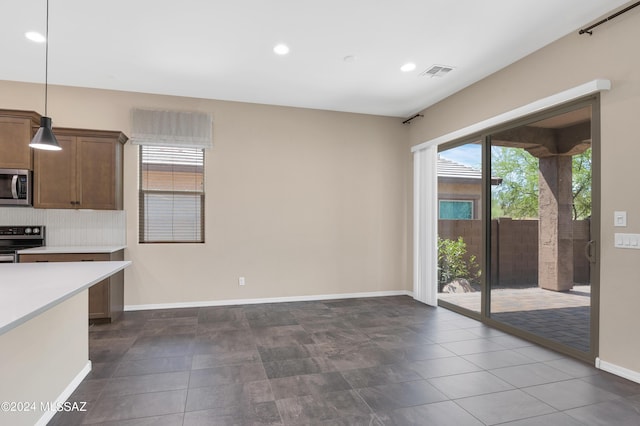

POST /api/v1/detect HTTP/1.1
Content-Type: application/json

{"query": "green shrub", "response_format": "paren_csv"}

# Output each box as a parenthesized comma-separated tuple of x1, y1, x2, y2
(437, 236, 480, 291)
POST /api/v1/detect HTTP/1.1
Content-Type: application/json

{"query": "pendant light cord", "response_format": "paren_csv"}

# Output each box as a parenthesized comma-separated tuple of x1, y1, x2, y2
(44, 0, 49, 116)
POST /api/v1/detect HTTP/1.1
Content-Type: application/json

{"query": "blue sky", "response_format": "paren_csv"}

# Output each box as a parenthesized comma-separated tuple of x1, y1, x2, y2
(439, 143, 482, 168)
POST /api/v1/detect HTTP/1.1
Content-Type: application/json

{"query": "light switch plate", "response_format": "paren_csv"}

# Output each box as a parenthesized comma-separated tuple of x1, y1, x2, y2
(614, 233, 640, 249)
(614, 211, 627, 227)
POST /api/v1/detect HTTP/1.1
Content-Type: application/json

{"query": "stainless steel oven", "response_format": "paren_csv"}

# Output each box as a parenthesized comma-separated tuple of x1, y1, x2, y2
(0, 169, 32, 206)
(0, 226, 45, 263)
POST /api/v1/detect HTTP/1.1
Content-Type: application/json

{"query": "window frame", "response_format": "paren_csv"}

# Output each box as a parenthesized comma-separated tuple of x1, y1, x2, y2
(438, 199, 474, 220)
(138, 145, 205, 244)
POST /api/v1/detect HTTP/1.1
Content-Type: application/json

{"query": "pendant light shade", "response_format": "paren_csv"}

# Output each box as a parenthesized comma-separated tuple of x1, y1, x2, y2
(30, 0, 61, 151)
(30, 116, 61, 151)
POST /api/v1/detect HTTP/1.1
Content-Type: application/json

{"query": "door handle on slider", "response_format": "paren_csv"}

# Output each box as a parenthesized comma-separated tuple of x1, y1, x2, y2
(584, 240, 596, 264)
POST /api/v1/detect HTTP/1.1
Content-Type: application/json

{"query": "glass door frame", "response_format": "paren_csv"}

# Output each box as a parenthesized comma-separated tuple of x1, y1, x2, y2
(436, 138, 486, 323)
(436, 95, 600, 363)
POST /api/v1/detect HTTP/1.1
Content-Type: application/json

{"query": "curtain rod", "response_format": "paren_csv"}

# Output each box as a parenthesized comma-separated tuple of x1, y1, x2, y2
(402, 113, 423, 125)
(579, 1, 640, 35)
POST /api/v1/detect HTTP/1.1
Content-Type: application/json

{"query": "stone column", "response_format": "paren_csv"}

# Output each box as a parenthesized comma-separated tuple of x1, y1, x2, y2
(538, 156, 574, 291)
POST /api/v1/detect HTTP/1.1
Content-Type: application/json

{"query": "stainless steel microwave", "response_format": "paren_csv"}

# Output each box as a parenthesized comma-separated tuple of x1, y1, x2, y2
(0, 169, 32, 206)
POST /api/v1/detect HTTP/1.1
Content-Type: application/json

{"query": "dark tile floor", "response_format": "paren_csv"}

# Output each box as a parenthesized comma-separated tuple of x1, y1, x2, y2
(50, 296, 640, 425)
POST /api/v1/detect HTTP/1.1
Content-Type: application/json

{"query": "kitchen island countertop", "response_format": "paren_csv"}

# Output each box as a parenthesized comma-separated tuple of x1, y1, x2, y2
(17, 245, 126, 255)
(0, 261, 131, 335)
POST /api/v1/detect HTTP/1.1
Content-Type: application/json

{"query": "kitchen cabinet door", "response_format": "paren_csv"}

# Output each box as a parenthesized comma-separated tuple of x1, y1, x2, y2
(0, 110, 40, 170)
(77, 136, 118, 210)
(33, 135, 77, 208)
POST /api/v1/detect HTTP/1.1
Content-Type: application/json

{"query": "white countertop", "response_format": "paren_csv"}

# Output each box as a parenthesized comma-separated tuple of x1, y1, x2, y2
(0, 261, 131, 335)
(17, 245, 127, 254)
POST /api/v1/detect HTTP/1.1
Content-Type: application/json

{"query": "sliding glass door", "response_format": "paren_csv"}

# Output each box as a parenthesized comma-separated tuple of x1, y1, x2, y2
(435, 98, 599, 362)
(488, 103, 597, 358)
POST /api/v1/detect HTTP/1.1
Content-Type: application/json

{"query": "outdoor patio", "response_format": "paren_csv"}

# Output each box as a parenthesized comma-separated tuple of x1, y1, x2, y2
(439, 285, 591, 352)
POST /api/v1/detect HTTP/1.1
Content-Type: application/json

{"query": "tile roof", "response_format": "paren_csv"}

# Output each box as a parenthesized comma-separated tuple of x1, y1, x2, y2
(437, 156, 482, 179)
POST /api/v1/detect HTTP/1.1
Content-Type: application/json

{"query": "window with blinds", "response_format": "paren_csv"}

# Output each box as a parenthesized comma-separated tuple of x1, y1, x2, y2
(139, 145, 204, 243)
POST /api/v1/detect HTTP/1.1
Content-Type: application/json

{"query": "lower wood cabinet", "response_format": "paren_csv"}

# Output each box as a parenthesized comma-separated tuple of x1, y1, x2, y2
(19, 250, 124, 323)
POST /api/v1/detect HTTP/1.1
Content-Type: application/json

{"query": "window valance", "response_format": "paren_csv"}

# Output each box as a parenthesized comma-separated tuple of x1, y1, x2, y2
(130, 108, 213, 149)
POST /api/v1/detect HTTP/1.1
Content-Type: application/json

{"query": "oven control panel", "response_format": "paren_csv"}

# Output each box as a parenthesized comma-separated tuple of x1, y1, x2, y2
(0, 226, 44, 237)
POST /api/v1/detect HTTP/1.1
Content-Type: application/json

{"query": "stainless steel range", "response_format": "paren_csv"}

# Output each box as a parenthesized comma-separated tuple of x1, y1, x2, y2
(0, 226, 45, 263)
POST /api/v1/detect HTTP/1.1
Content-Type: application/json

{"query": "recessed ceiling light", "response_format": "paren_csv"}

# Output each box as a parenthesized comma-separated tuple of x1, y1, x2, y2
(25, 31, 46, 43)
(273, 44, 290, 55)
(400, 62, 416, 72)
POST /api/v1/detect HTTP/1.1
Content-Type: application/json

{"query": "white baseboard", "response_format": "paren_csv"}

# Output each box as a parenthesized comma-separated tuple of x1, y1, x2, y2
(35, 361, 92, 426)
(125, 290, 413, 311)
(596, 357, 640, 384)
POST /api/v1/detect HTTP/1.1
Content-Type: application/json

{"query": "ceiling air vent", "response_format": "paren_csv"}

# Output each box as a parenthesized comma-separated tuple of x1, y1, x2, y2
(420, 64, 455, 78)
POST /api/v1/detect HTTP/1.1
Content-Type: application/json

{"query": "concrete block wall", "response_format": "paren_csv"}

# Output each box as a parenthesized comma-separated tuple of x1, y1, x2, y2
(438, 218, 590, 288)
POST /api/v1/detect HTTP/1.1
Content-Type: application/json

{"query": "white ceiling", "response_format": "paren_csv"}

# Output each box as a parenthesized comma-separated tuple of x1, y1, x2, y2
(1, 0, 630, 117)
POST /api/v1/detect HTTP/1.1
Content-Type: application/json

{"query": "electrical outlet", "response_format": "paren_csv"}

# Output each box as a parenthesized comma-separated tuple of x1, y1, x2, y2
(239, 277, 245, 286)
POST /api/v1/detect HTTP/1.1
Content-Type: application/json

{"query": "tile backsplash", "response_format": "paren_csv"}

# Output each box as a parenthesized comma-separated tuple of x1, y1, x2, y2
(0, 208, 125, 246)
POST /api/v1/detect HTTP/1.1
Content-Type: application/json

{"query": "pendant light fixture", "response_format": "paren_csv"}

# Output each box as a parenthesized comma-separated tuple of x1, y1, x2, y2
(30, 0, 61, 151)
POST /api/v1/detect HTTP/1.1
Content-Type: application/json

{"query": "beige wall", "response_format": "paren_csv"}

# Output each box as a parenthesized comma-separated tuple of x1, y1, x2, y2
(438, 180, 482, 219)
(0, 80, 410, 304)
(409, 8, 640, 373)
